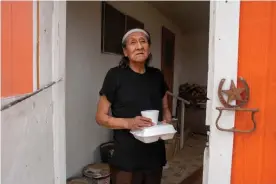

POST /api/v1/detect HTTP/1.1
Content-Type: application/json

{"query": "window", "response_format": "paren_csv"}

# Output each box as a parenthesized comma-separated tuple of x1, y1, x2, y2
(101, 2, 144, 55)
(126, 15, 144, 30)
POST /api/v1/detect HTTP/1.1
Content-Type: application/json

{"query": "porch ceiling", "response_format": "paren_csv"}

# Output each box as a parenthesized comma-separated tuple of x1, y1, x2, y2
(148, 1, 210, 33)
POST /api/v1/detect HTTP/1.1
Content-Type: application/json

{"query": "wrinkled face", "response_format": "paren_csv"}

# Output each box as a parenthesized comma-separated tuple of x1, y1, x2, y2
(123, 32, 150, 63)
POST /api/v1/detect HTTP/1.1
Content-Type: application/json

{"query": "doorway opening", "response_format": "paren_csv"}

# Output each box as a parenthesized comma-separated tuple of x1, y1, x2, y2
(65, 1, 210, 184)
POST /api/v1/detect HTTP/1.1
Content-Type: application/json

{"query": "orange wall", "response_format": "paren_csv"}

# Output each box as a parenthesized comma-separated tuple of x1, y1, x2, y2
(232, 2, 276, 184)
(1, 1, 33, 97)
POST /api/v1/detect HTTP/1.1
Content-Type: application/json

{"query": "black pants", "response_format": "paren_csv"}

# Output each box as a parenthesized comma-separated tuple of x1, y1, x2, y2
(111, 167, 163, 184)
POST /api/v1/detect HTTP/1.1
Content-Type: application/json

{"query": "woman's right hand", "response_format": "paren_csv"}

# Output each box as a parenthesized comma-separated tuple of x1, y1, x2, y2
(126, 116, 154, 130)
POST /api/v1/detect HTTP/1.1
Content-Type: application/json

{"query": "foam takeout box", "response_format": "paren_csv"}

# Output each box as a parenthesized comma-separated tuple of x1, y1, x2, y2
(130, 123, 177, 144)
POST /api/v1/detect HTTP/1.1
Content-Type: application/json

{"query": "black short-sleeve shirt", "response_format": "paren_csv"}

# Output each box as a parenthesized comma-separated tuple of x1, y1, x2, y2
(99, 66, 169, 171)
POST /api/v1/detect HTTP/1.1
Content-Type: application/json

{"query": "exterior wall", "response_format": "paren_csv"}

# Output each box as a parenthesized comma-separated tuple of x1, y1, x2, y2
(65, 1, 209, 177)
(1, 1, 33, 97)
(1, 2, 67, 184)
(180, 31, 209, 86)
(38, 1, 54, 88)
(232, 2, 276, 184)
(2, 89, 55, 184)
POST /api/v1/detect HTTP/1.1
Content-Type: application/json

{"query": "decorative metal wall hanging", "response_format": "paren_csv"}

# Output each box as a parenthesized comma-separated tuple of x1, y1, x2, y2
(215, 77, 259, 133)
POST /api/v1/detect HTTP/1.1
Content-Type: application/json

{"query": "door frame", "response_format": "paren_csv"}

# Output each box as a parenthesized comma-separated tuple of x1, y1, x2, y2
(204, 1, 240, 184)
(49, 1, 241, 183)
(161, 26, 175, 113)
(47, 2, 67, 184)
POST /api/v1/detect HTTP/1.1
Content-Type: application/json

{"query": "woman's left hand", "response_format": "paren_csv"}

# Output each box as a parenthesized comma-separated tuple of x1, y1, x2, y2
(161, 118, 172, 124)
(162, 113, 172, 124)
(162, 93, 172, 124)
(162, 109, 172, 124)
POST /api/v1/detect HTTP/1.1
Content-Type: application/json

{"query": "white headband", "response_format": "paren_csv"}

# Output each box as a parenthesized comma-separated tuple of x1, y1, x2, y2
(122, 28, 149, 44)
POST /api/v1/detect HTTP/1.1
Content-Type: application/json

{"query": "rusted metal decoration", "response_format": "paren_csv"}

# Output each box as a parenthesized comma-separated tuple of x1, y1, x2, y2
(215, 77, 259, 133)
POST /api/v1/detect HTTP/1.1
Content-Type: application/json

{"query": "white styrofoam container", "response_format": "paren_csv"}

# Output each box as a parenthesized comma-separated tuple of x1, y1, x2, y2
(130, 123, 177, 143)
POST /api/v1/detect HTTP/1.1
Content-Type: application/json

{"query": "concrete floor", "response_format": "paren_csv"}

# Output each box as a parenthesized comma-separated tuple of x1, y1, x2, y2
(180, 166, 202, 184)
(162, 134, 206, 184)
(191, 178, 202, 184)
(66, 134, 205, 184)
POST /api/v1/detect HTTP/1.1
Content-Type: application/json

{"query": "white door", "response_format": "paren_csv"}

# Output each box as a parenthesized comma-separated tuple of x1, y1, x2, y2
(203, 1, 241, 184)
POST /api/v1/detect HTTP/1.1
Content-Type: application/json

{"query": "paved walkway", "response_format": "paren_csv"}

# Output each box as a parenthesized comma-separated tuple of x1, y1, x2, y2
(161, 134, 206, 184)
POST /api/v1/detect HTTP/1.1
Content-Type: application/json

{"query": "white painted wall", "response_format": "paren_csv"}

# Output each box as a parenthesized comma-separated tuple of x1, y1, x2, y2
(2, 89, 55, 184)
(51, 2, 67, 183)
(38, 1, 53, 87)
(65, 1, 209, 177)
(180, 31, 209, 86)
(205, 2, 240, 184)
(1, 2, 67, 184)
(1, 94, 30, 107)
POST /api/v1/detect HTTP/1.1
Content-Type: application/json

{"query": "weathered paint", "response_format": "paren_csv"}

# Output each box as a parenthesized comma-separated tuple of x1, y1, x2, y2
(33, 1, 38, 91)
(38, 1, 54, 87)
(51, 2, 67, 183)
(1, 1, 33, 97)
(232, 2, 276, 184)
(205, 1, 240, 184)
(1, 2, 67, 184)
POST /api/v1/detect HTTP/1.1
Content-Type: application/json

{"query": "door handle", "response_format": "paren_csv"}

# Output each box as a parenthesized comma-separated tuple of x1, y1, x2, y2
(215, 77, 259, 133)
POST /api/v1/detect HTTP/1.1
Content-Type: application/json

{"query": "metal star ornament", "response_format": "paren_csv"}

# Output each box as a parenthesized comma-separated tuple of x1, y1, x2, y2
(222, 80, 245, 103)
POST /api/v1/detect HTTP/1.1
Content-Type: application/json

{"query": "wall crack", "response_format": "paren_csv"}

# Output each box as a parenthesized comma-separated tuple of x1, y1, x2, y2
(1, 78, 63, 111)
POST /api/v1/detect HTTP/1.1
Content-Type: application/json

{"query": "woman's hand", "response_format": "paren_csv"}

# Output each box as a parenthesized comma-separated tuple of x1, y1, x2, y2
(162, 108, 172, 124)
(162, 93, 172, 124)
(126, 116, 154, 130)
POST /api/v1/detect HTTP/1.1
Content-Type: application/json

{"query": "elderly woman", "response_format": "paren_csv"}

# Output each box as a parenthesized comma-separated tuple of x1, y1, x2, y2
(96, 28, 172, 184)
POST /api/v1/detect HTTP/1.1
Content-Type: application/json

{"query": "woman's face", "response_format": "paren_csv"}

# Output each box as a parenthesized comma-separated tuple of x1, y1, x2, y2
(123, 32, 150, 64)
